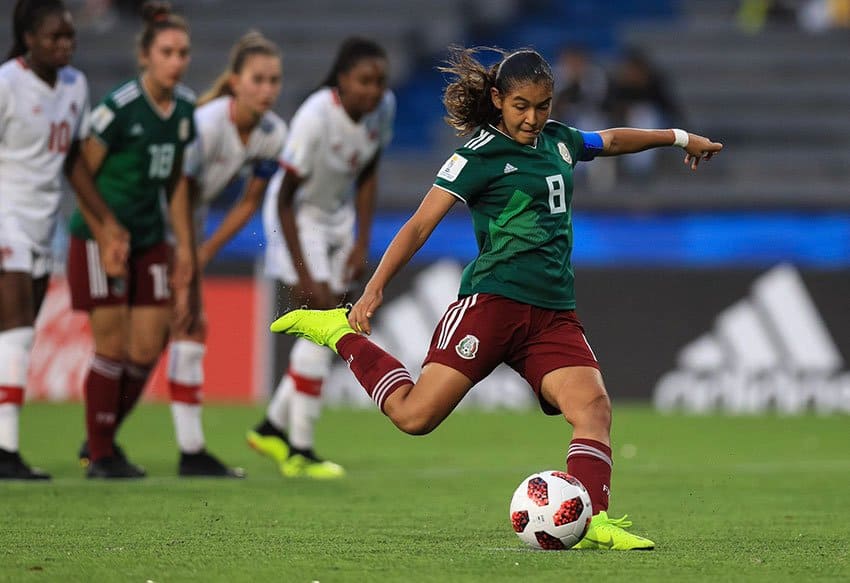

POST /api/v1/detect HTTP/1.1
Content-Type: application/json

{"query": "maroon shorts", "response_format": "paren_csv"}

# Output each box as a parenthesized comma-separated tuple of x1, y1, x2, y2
(67, 236, 171, 311)
(423, 293, 599, 415)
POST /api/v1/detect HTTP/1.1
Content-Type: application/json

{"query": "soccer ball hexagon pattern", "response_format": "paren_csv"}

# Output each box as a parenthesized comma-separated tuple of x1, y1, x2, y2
(509, 471, 592, 550)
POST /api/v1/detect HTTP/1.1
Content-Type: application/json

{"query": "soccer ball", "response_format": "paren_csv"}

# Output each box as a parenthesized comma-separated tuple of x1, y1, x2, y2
(509, 470, 592, 550)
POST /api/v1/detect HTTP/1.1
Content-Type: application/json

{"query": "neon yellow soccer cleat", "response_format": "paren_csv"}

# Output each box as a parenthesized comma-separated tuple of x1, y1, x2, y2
(280, 451, 346, 480)
(269, 307, 355, 354)
(574, 511, 655, 550)
(246, 429, 290, 466)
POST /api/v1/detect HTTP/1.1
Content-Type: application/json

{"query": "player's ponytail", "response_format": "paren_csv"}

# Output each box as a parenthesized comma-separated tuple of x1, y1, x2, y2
(8, 0, 67, 60)
(440, 46, 554, 136)
(137, 0, 189, 56)
(321, 36, 386, 88)
(198, 30, 281, 106)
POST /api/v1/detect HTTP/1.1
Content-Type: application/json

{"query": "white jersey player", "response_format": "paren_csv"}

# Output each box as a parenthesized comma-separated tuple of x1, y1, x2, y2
(249, 37, 395, 479)
(0, 0, 127, 481)
(163, 31, 285, 477)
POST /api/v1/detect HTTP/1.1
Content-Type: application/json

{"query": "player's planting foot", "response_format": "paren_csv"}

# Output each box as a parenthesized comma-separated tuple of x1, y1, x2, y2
(281, 448, 345, 479)
(573, 511, 655, 550)
(78, 440, 127, 468)
(269, 307, 355, 354)
(246, 422, 290, 466)
(0, 449, 50, 480)
(179, 450, 245, 478)
(86, 455, 146, 479)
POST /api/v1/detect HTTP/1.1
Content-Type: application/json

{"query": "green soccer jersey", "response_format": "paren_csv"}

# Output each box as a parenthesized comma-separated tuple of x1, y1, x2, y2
(69, 78, 196, 250)
(433, 121, 597, 310)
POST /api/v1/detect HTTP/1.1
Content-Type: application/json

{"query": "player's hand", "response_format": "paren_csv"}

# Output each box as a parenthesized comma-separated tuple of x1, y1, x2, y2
(348, 285, 383, 335)
(97, 218, 129, 278)
(683, 133, 723, 170)
(171, 244, 195, 291)
(172, 274, 204, 335)
(344, 242, 368, 284)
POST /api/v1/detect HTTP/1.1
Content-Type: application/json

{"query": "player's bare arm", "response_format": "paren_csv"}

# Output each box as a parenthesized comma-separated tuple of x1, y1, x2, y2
(347, 151, 381, 284)
(67, 139, 129, 277)
(350, 186, 456, 334)
(277, 170, 333, 307)
(597, 128, 722, 170)
(198, 176, 267, 269)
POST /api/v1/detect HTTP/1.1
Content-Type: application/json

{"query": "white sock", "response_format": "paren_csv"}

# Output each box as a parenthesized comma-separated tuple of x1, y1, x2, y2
(0, 327, 34, 452)
(168, 340, 206, 453)
(0, 404, 20, 452)
(266, 373, 294, 432)
(286, 339, 331, 451)
(289, 390, 321, 451)
(170, 403, 204, 454)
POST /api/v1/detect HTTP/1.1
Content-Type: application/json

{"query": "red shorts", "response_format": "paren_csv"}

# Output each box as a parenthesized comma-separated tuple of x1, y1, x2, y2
(423, 293, 599, 415)
(67, 236, 171, 311)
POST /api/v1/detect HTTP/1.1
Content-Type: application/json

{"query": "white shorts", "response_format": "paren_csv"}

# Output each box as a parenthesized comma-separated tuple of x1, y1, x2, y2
(0, 236, 51, 278)
(262, 199, 355, 295)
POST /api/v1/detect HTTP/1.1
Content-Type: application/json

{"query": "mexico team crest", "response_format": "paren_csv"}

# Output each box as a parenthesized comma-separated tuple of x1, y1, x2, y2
(455, 335, 480, 360)
(557, 142, 572, 164)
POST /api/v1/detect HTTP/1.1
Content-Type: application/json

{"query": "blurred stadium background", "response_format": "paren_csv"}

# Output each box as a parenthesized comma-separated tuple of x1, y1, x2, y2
(2, 0, 848, 413)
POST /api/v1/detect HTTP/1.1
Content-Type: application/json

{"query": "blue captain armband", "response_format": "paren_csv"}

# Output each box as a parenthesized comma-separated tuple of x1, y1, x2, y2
(578, 130, 604, 161)
(253, 158, 279, 179)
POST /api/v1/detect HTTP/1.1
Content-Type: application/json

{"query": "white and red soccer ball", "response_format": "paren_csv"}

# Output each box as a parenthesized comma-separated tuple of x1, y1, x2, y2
(509, 471, 592, 550)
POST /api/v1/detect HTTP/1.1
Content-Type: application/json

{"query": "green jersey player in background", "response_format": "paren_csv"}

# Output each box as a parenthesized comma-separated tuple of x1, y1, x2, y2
(66, 1, 200, 479)
(269, 46, 722, 549)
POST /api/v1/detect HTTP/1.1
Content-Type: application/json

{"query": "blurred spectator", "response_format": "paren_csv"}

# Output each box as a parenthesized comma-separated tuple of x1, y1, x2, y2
(553, 45, 609, 129)
(607, 49, 681, 179)
(77, 0, 145, 32)
(552, 46, 616, 191)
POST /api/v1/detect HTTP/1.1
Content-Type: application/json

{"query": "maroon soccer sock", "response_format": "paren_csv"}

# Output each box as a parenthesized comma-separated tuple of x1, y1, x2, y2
(335, 334, 413, 413)
(85, 354, 123, 461)
(566, 438, 613, 514)
(117, 361, 153, 426)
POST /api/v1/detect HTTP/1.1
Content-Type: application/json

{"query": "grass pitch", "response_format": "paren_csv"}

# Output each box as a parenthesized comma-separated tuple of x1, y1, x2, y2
(1, 403, 848, 582)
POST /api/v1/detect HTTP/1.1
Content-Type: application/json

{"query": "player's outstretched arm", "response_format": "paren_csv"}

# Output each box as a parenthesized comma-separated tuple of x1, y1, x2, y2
(198, 176, 266, 269)
(349, 186, 456, 335)
(597, 128, 723, 170)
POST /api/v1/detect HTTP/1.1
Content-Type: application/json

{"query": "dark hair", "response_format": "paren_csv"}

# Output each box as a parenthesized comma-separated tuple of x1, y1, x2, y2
(198, 30, 280, 106)
(321, 37, 386, 88)
(8, 0, 67, 60)
(137, 1, 189, 55)
(440, 46, 554, 136)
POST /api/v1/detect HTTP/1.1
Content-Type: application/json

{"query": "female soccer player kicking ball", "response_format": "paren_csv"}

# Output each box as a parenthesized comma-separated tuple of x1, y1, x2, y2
(247, 37, 395, 479)
(268, 47, 722, 548)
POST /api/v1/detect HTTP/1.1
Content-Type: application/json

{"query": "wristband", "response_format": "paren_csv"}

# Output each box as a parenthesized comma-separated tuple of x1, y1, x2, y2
(672, 129, 689, 148)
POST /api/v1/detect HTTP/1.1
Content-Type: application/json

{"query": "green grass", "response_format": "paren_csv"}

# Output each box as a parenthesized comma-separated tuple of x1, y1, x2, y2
(1, 403, 848, 582)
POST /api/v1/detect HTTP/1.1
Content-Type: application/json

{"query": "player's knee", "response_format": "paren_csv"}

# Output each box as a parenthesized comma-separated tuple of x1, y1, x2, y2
(391, 408, 439, 436)
(583, 393, 612, 430)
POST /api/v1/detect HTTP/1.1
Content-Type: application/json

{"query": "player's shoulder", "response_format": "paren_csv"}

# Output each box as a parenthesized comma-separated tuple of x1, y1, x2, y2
(260, 110, 287, 139)
(456, 126, 502, 156)
(105, 78, 142, 109)
(297, 87, 334, 116)
(58, 65, 86, 86)
(195, 96, 229, 123)
(0, 58, 22, 81)
(174, 83, 196, 106)
(543, 119, 581, 141)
